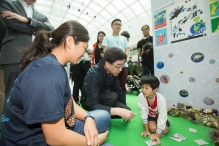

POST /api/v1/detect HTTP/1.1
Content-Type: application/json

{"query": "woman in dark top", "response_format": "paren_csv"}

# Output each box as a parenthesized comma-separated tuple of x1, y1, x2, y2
(0, 20, 111, 146)
(92, 31, 106, 66)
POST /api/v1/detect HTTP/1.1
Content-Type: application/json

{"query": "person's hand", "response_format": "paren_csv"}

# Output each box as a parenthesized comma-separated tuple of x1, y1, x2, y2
(84, 117, 99, 146)
(146, 42, 153, 47)
(150, 133, 161, 145)
(2, 11, 27, 22)
(44, 22, 52, 26)
(99, 130, 109, 145)
(118, 108, 136, 120)
(145, 50, 150, 55)
(141, 130, 150, 138)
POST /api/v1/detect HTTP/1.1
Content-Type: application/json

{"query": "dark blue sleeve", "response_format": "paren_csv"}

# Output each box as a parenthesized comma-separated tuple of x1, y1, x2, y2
(21, 65, 67, 125)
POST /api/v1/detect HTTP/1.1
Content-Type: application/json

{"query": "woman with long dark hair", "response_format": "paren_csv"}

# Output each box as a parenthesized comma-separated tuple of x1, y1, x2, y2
(91, 31, 106, 66)
(0, 20, 111, 146)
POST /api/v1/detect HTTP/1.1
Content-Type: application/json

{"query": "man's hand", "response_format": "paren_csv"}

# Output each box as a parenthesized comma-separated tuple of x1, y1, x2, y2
(118, 108, 136, 120)
(44, 21, 52, 26)
(2, 11, 28, 23)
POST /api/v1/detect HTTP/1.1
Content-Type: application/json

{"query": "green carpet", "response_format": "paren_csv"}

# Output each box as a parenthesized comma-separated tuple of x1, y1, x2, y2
(106, 93, 214, 146)
(0, 93, 214, 145)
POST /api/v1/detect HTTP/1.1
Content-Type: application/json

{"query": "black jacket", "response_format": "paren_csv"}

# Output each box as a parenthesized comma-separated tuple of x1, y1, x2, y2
(80, 59, 125, 112)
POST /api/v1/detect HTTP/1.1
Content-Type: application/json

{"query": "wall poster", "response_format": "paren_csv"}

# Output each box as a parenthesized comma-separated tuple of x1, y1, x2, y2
(169, 0, 206, 43)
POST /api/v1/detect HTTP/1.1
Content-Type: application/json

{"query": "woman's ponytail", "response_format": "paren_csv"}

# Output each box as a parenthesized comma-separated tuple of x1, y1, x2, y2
(19, 30, 53, 71)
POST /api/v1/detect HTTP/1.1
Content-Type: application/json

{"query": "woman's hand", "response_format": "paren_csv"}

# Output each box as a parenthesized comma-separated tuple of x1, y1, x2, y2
(84, 117, 99, 146)
(99, 130, 109, 145)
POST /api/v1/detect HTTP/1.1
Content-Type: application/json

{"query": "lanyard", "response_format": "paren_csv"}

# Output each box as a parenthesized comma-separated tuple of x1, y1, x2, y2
(112, 35, 119, 46)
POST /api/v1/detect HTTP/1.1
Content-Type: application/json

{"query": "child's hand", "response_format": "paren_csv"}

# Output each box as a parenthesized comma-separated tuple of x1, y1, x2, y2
(141, 130, 150, 137)
(150, 133, 161, 145)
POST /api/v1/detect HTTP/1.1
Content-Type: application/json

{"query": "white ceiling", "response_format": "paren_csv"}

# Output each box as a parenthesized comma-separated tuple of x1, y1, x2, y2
(34, 0, 152, 49)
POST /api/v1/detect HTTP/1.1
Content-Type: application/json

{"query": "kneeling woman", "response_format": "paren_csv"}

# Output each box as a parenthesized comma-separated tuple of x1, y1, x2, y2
(0, 20, 111, 146)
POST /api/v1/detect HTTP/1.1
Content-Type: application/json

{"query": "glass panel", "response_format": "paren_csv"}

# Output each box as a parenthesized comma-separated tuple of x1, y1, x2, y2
(89, 3, 101, 13)
(65, 14, 77, 21)
(105, 4, 119, 16)
(93, 0, 108, 7)
(130, 17, 142, 28)
(139, 13, 151, 25)
(112, 0, 126, 11)
(36, 0, 53, 6)
(68, 9, 81, 17)
(51, 9, 66, 18)
(139, 0, 151, 11)
(115, 13, 127, 24)
(78, 19, 88, 26)
(50, 15, 62, 21)
(80, 14, 92, 22)
(122, 0, 136, 6)
(121, 8, 135, 20)
(35, 5, 50, 13)
(99, 10, 112, 21)
(130, 2, 144, 16)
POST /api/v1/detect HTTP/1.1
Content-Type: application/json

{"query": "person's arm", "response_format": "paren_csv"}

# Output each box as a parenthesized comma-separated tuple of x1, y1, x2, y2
(42, 99, 108, 146)
(41, 118, 88, 146)
(138, 93, 151, 136)
(156, 94, 168, 134)
(31, 10, 55, 31)
(0, 1, 54, 35)
(110, 107, 135, 120)
(102, 36, 108, 55)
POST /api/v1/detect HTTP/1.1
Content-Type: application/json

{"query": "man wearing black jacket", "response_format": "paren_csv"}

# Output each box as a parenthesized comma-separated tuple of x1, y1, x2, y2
(80, 47, 135, 120)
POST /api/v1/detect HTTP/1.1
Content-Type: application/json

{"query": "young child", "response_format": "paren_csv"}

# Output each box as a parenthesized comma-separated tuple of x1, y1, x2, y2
(138, 75, 170, 145)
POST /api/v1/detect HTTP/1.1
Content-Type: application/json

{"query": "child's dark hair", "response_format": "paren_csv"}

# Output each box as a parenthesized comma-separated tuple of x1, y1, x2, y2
(103, 47, 126, 64)
(140, 75, 160, 90)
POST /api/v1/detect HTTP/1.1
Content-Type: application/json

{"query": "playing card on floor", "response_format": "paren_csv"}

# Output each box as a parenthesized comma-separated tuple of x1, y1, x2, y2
(170, 133, 187, 142)
(194, 139, 209, 145)
(145, 140, 157, 146)
(189, 128, 197, 133)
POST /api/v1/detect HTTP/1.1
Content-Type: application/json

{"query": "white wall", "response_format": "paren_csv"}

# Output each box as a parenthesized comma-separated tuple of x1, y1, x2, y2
(151, 0, 219, 109)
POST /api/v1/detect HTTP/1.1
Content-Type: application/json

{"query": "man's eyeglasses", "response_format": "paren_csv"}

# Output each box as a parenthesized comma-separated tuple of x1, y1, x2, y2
(111, 64, 124, 70)
(114, 23, 122, 27)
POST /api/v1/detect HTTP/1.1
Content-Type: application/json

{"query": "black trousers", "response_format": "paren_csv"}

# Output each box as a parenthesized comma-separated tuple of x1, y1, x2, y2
(2, 63, 20, 100)
(72, 61, 90, 102)
(81, 92, 131, 118)
(99, 92, 130, 110)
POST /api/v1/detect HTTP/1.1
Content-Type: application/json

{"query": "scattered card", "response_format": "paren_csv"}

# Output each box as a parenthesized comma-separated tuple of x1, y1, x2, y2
(194, 139, 209, 145)
(170, 133, 187, 142)
(189, 128, 197, 133)
(145, 140, 157, 146)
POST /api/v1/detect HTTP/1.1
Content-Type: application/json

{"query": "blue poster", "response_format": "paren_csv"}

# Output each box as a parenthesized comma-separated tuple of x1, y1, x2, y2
(155, 27, 168, 47)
